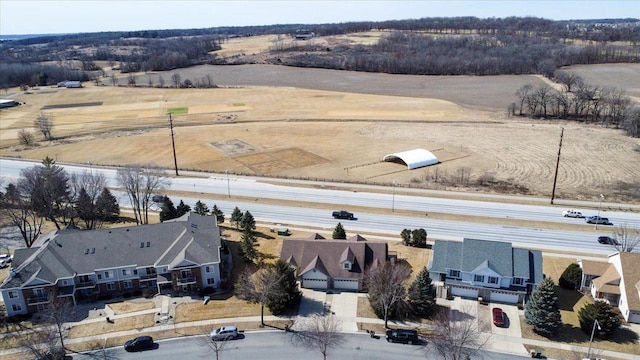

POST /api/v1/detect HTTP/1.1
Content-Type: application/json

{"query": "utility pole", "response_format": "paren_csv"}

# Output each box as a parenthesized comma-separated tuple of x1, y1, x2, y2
(169, 113, 179, 176)
(550, 127, 564, 204)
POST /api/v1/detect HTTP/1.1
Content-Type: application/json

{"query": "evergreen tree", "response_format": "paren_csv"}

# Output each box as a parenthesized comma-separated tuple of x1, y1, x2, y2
(159, 196, 178, 222)
(266, 260, 301, 315)
(241, 210, 256, 232)
(75, 188, 97, 229)
(332, 223, 346, 239)
(193, 200, 209, 215)
(412, 228, 427, 248)
(407, 267, 436, 317)
(240, 230, 257, 261)
(400, 229, 412, 246)
(95, 187, 120, 222)
(231, 207, 243, 230)
(211, 204, 224, 223)
(558, 263, 582, 290)
(578, 301, 620, 339)
(176, 200, 191, 217)
(524, 278, 562, 337)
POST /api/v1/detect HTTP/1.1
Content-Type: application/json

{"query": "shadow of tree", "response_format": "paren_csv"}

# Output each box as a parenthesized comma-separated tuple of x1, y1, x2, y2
(555, 287, 583, 311)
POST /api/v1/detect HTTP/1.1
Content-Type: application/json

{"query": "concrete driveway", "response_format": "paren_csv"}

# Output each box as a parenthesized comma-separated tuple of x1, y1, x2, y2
(295, 288, 359, 332)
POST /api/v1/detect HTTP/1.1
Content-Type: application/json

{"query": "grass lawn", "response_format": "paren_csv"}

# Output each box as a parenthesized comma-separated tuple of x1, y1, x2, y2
(67, 314, 155, 338)
(108, 300, 156, 315)
(175, 296, 269, 323)
(543, 256, 578, 284)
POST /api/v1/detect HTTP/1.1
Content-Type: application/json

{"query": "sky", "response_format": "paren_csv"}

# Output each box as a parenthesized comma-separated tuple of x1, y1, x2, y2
(1, 0, 639, 36)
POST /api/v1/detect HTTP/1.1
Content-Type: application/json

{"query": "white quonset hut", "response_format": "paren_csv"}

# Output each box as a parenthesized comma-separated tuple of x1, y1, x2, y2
(382, 149, 439, 170)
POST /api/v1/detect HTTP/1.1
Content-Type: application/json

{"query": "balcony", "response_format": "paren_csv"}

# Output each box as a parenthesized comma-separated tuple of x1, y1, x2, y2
(176, 276, 196, 285)
(75, 280, 96, 289)
(139, 273, 157, 280)
(27, 296, 49, 305)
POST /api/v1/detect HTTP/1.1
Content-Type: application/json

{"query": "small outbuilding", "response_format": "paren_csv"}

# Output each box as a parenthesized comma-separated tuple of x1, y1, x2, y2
(0, 99, 19, 108)
(382, 149, 439, 170)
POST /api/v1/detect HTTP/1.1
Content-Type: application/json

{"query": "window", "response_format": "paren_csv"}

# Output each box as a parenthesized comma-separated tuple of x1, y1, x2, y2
(104, 271, 113, 279)
(122, 269, 132, 276)
(106, 283, 115, 291)
(97, 273, 102, 280)
(207, 278, 215, 285)
(123, 281, 133, 289)
(33, 288, 46, 298)
(474, 275, 484, 283)
(343, 262, 351, 270)
(205, 266, 211, 273)
(8, 291, 18, 299)
(512, 277, 523, 285)
(12, 304, 22, 311)
(62, 280, 68, 286)
(488, 276, 499, 284)
(449, 270, 461, 278)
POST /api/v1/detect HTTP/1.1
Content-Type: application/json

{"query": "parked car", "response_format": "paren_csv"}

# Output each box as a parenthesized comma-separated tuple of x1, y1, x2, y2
(332, 210, 354, 220)
(0, 254, 11, 263)
(562, 209, 584, 218)
(385, 329, 418, 344)
(585, 216, 611, 225)
(492, 307, 506, 327)
(124, 336, 154, 352)
(598, 236, 619, 245)
(210, 325, 239, 341)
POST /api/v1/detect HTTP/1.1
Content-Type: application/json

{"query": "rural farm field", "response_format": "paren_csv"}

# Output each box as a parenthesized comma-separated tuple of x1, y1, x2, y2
(1, 39, 639, 203)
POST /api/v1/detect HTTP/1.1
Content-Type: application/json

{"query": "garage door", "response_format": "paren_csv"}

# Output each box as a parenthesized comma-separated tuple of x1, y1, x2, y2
(451, 286, 478, 299)
(303, 278, 328, 289)
(334, 279, 359, 290)
(490, 291, 518, 304)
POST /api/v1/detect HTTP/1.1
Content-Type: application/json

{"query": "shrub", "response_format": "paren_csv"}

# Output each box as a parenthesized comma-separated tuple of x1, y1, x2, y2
(142, 289, 157, 299)
(578, 301, 621, 339)
(559, 263, 582, 290)
(132, 289, 142, 297)
(122, 292, 131, 298)
(97, 293, 113, 301)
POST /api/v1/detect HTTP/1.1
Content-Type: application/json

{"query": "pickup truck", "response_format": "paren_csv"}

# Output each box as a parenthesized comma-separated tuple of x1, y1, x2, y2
(332, 210, 354, 220)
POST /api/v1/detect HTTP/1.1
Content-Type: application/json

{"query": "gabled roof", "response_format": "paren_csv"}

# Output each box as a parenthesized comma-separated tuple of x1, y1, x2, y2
(592, 264, 621, 293)
(618, 252, 640, 311)
(281, 235, 387, 280)
(429, 238, 543, 284)
(300, 256, 330, 277)
(1, 213, 221, 289)
(307, 233, 326, 240)
(340, 247, 355, 263)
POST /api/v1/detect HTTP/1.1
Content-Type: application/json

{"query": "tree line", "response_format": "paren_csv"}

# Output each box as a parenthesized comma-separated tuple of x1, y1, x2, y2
(511, 72, 640, 137)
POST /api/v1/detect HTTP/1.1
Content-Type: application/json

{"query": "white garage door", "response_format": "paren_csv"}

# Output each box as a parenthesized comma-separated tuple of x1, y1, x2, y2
(334, 279, 359, 290)
(628, 312, 640, 324)
(490, 291, 519, 304)
(303, 278, 328, 289)
(451, 286, 478, 299)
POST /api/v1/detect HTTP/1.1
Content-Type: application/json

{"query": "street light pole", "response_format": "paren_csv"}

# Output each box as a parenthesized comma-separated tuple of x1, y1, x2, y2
(586, 319, 601, 359)
(595, 194, 604, 230)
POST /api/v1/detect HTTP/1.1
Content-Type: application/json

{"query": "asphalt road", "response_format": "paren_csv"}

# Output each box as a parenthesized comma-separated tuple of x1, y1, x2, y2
(71, 331, 529, 360)
(1, 158, 638, 255)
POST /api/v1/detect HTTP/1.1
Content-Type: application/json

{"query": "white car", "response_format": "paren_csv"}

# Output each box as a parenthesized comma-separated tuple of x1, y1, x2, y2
(210, 326, 238, 341)
(562, 209, 583, 218)
(0, 254, 11, 268)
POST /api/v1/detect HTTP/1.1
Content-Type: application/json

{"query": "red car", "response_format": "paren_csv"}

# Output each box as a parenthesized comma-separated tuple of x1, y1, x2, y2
(492, 307, 505, 327)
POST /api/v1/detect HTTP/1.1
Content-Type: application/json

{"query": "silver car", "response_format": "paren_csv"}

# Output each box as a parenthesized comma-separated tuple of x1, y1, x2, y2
(210, 326, 238, 341)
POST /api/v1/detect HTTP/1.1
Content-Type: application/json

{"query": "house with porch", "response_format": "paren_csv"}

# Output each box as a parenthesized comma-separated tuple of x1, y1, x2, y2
(280, 233, 388, 291)
(578, 251, 640, 324)
(1, 212, 226, 318)
(428, 238, 543, 304)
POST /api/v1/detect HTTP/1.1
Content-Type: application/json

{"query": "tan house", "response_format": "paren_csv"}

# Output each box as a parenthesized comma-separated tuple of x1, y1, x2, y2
(1, 212, 226, 318)
(578, 251, 640, 324)
(280, 234, 388, 291)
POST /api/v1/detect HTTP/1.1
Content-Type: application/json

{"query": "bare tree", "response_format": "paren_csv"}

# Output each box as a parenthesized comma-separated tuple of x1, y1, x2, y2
(290, 314, 344, 360)
(44, 294, 75, 349)
(198, 329, 231, 360)
(235, 267, 286, 326)
(116, 164, 169, 225)
(428, 305, 489, 360)
(366, 261, 411, 328)
(68, 169, 107, 205)
(34, 112, 53, 140)
(171, 73, 181, 88)
(17, 129, 35, 146)
(0, 183, 44, 247)
(17, 294, 74, 359)
(515, 84, 533, 115)
(556, 72, 583, 93)
(612, 224, 640, 252)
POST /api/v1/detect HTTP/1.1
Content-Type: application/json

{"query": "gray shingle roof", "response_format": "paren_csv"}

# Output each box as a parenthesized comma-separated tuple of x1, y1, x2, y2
(1, 213, 221, 289)
(429, 238, 542, 283)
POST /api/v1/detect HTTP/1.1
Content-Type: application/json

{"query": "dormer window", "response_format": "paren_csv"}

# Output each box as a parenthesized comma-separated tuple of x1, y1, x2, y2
(342, 262, 351, 270)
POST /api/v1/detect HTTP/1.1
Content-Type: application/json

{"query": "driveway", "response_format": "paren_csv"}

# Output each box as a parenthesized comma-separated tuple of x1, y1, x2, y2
(295, 288, 359, 332)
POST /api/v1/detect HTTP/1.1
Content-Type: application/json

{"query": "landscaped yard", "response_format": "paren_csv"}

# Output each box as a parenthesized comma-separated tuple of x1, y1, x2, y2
(67, 314, 155, 338)
(108, 300, 156, 315)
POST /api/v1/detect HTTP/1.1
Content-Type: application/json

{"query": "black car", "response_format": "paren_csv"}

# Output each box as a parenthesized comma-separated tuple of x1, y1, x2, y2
(598, 236, 619, 245)
(124, 336, 154, 352)
(332, 210, 354, 220)
(385, 329, 419, 344)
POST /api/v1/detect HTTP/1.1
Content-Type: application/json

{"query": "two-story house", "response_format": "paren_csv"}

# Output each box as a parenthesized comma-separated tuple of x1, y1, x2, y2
(428, 238, 543, 304)
(1, 212, 226, 318)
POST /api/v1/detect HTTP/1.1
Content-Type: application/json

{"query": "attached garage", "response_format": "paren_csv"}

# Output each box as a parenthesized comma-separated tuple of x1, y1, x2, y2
(333, 278, 360, 291)
(490, 291, 519, 304)
(303, 278, 328, 289)
(450, 286, 479, 299)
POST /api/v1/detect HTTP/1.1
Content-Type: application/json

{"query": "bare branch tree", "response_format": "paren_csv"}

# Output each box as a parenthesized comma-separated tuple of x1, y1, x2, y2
(366, 261, 411, 328)
(116, 164, 169, 225)
(290, 314, 344, 360)
(0, 195, 44, 248)
(68, 169, 107, 205)
(428, 305, 489, 360)
(18, 129, 35, 146)
(34, 112, 53, 140)
(612, 223, 640, 252)
(198, 329, 231, 360)
(235, 267, 286, 326)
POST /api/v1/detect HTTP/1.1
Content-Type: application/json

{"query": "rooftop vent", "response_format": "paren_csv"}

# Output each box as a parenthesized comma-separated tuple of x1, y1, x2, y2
(84, 249, 89, 254)
(140, 242, 144, 248)
(90, 248, 95, 254)
(146, 241, 150, 247)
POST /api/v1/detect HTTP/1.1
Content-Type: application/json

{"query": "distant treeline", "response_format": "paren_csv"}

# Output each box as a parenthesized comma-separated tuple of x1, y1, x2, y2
(0, 16, 638, 88)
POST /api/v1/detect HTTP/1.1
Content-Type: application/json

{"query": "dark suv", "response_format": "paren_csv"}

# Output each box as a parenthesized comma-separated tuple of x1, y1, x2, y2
(598, 236, 619, 245)
(124, 336, 154, 352)
(332, 210, 354, 220)
(385, 329, 419, 344)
